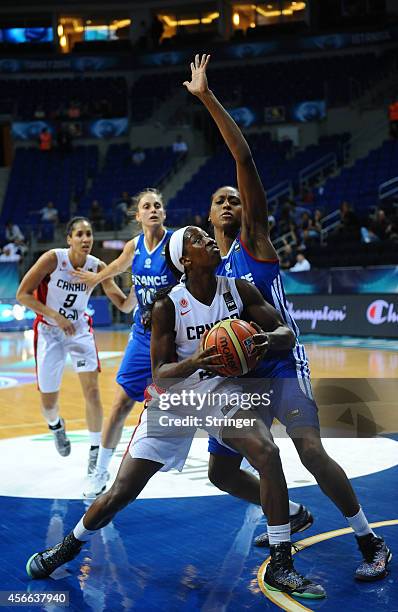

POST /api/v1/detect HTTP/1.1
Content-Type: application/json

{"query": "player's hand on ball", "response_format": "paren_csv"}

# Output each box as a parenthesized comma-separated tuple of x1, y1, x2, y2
(192, 343, 223, 374)
(54, 313, 76, 336)
(183, 53, 211, 97)
(71, 268, 100, 292)
(250, 321, 270, 360)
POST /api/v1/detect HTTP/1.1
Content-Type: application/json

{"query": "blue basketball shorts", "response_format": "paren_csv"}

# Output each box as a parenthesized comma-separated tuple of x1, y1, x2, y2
(207, 358, 320, 456)
(116, 327, 152, 402)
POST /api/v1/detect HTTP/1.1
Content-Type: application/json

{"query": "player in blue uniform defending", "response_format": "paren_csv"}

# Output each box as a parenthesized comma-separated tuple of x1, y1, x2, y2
(183, 54, 391, 586)
(73, 188, 175, 497)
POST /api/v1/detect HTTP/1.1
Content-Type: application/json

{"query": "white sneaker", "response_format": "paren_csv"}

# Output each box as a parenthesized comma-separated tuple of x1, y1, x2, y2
(83, 469, 110, 498)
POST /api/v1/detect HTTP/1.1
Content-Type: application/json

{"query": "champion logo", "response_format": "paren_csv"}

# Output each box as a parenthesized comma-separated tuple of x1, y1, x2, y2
(366, 299, 398, 325)
(61, 261, 67, 267)
(179, 298, 189, 308)
(181, 309, 192, 316)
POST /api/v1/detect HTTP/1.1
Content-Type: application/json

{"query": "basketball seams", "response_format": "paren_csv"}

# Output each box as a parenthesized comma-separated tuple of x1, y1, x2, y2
(204, 319, 256, 376)
(227, 321, 249, 375)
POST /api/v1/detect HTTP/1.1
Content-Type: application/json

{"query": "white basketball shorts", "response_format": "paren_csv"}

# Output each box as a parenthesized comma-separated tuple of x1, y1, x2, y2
(34, 318, 100, 393)
(128, 377, 247, 472)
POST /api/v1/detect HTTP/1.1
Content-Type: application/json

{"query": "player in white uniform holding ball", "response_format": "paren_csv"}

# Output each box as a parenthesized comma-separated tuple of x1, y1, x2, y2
(16, 217, 135, 476)
(26, 226, 326, 600)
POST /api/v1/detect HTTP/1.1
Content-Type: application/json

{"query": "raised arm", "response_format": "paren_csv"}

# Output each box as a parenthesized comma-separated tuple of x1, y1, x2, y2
(72, 238, 135, 290)
(235, 279, 295, 354)
(16, 251, 75, 335)
(150, 297, 223, 386)
(184, 54, 276, 258)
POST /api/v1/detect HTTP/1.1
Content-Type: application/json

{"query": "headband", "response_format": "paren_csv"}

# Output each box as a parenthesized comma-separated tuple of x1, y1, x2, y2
(168, 226, 190, 273)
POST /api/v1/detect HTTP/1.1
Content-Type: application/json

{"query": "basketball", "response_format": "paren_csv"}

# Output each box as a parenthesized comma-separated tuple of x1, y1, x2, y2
(204, 319, 258, 376)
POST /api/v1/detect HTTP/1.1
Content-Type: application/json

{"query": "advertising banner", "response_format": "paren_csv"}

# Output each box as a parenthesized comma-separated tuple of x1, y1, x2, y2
(287, 294, 398, 337)
(0, 263, 19, 299)
(0, 296, 111, 331)
(331, 267, 398, 294)
(281, 270, 330, 295)
(136, 26, 398, 69)
(0, 28, 53, 44)
(228, 106, 262, 128)
(12, 118, 128, 141)
(290, 100, 326, 123)
(0, 55, 128, 74)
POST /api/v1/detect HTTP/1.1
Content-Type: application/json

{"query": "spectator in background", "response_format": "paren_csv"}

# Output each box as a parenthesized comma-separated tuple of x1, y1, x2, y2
(0, 243, 21, 262)
(290, 251, 311, 272)
(5, 220, 24, 243)
(172, 134, 188, 155)
(300, 211, 321, 245)
(39, 128, 52, 152)
(132, 147, 146, 166)
(333, 200, 360, 241)
(39, 201, 59, 225)
(89, 200, 105, 231)
(115, 191, 131, 228)
(371, 208, 389, 240)
(279, 242, 296, 270)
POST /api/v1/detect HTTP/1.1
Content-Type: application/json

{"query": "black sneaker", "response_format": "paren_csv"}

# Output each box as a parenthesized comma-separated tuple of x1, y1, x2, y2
(254, 505, 314, 547)
(26, 533, 83, 579)
(355, 533, 392, 581)
(264, 542, 326, 599)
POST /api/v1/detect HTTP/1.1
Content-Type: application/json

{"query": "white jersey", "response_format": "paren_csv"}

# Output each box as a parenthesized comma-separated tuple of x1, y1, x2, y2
(36, 248, 100, 326)
(167, 276, 243, 384)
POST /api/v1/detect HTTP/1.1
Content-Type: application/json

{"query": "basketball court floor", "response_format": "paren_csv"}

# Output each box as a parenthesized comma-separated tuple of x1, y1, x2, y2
(0, 329, 397, 611)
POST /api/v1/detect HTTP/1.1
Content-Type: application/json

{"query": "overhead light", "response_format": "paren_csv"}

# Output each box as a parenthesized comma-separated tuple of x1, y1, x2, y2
(160, 12, 219, 27)
(86, 19, 92, 25)
(233, 12, 240, 26)
(250, 22, 256, 28)
(110, 19, 131, 30)
(57, 24, 63, 37)
(60, 35, 67, 47)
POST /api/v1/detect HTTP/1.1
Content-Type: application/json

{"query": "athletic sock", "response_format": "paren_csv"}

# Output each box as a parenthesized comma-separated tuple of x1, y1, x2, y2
(48, 419, 61, 430)
(267, 523, 291, 546)
(89, 431, 101, 447)
(73, 516, 97, 542)
(289, 501, 301, 516)
(96, 445, 115, 473)
(346, 507, 374, 537)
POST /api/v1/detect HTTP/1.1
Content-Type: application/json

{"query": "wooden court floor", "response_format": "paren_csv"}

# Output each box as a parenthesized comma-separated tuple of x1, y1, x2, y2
(0, 329, 397, 440)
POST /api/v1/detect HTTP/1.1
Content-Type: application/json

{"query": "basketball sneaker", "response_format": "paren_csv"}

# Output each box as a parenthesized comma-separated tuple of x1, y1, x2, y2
(254, 505, 313, 547)
(264, 542, 326, 599)
(26, 532, 83, 579)
(50, 418, 71, 457)
(87, 446, 99, 476)
(83, 469, 110, 498)
(355, 533, 392, 581)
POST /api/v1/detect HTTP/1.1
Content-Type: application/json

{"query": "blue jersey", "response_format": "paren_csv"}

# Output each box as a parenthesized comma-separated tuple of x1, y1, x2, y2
(131, 230, 175, 334)
(217, 234, 311, 383)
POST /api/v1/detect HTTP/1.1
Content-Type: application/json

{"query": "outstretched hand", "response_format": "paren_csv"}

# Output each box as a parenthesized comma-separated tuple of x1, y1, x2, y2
(183, 53, 211, 97)
(71, 268, 99, 292)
